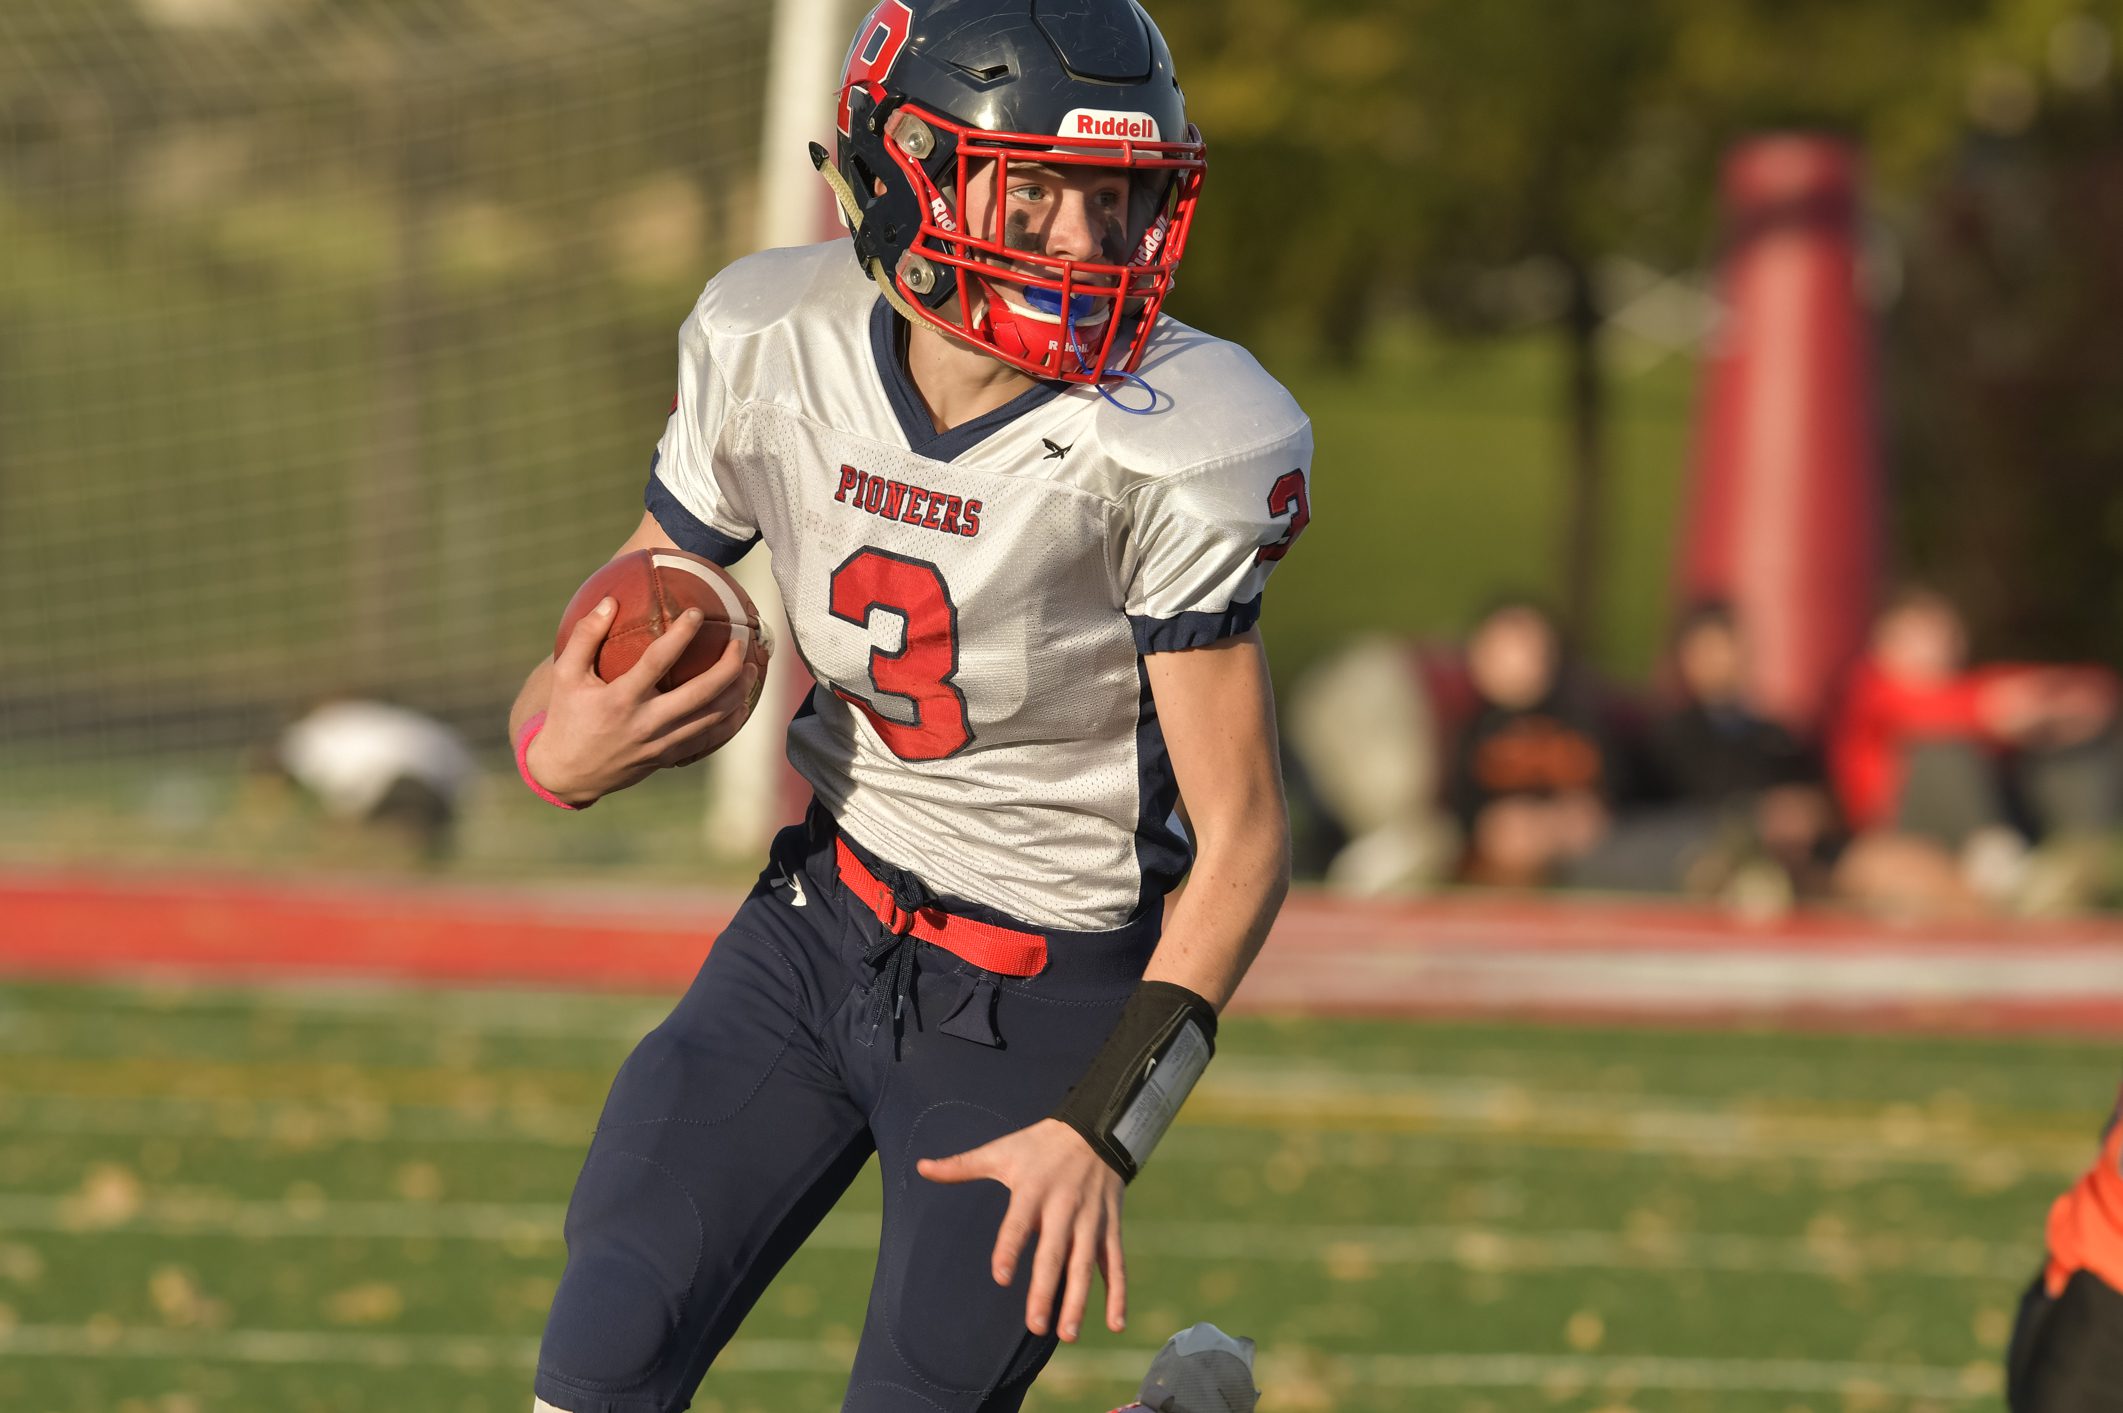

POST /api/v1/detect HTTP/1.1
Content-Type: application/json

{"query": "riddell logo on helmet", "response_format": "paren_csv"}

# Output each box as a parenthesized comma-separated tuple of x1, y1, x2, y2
(1059, 109, 1161, 141)
(1130, 214, 1170, 265)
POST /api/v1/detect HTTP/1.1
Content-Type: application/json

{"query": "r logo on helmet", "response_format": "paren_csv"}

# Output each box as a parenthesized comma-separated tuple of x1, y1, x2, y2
(838, 0, 915, 137)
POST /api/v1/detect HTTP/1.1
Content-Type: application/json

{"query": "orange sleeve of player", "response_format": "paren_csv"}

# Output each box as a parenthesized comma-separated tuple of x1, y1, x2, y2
(2045, 1094, 2123, 1297)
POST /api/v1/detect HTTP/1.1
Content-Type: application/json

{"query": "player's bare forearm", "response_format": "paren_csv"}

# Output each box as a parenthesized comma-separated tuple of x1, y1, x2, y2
(918, 633, 1289, 1346)
(1142, 800, 1289, 1011)
(1140, 629, 1291, 1010)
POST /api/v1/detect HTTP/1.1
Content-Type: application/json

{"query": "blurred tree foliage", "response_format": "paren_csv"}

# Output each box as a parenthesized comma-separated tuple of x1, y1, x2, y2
(1889, 103, 2123, 662)
(1, 0, 2119, 749)
(1160, 0, 2017, 355)
(0, 0, 769, 744)
(1160, 0, 2123, 658)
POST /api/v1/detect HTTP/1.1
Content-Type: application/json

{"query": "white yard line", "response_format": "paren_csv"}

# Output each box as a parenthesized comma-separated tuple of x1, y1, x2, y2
(1146, 1220, 2037, 1280)
(0, 1192, 567, 1241)
(0, 1094, 599, 1146)
(0, 1066, 2089, 1175)
(0, 1193, 2036, 1280)
(1249, 942, 2123, 1010)
(0, 997, 664, 1047)
(1193, 1063, 2093, 1172)
(1288, 1351, 1996, 1399)
(0, 1323, 1998, 1398)
(0, 1323, 542, 1367)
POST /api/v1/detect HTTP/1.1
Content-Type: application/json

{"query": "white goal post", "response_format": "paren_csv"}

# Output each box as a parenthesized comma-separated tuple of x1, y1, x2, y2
(704, 0, 867, 858)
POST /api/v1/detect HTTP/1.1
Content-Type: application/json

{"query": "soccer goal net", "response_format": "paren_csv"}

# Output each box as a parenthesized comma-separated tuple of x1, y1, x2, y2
(0, 0, 780, 853)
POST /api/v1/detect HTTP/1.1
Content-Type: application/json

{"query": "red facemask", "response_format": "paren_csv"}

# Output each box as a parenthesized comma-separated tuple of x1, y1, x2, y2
(879, 106, 1204, 385)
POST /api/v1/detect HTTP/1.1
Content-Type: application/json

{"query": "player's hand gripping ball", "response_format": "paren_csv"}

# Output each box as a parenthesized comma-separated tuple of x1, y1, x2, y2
(555, 549, 773, 707)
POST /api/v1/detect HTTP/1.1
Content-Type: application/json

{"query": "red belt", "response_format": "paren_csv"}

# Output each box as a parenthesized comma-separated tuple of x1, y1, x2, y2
(835, 839, 1047, 977)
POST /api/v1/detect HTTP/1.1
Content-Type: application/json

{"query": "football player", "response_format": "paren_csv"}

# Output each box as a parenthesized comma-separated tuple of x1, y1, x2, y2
(2009, 1084, 2123, 1412)
(505, 2, 1312, 1410)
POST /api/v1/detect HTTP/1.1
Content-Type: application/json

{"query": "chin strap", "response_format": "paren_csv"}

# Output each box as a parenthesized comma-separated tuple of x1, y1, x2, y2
(810, 142, 928, 328)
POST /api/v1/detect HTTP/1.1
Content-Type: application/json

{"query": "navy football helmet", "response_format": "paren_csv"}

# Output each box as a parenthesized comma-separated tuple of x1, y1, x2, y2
(814, 0, 1206, 384)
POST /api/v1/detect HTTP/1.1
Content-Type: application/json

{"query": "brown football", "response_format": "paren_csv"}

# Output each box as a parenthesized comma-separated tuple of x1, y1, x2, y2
(554, 548, 773, 692)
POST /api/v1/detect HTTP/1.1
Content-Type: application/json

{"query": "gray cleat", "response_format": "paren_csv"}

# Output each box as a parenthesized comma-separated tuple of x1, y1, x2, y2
(1132, 1323, 1259, 1413)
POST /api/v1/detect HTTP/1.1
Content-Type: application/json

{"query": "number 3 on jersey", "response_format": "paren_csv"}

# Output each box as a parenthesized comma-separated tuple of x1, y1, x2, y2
(828, 548, 972, 761)
(1257, 469, 1310, 563)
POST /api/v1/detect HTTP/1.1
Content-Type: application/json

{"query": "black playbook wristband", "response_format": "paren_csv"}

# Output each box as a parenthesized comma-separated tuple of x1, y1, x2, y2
(1053, 980, 1219, 1183)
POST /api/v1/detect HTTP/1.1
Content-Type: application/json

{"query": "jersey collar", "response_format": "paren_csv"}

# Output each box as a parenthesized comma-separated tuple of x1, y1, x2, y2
(868, 299, 1065, 463)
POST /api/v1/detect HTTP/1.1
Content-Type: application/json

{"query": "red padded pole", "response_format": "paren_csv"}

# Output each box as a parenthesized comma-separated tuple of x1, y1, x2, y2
(1677, 135, 1882, 733)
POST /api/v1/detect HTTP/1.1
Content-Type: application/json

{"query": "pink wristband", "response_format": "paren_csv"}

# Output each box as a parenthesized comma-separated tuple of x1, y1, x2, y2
(514, 710, 588, 811)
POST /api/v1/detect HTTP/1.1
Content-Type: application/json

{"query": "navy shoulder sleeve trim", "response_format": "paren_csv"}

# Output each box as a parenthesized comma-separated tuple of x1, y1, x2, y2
(645, 474, 758, 566)
(1128, 595, 1264, 654)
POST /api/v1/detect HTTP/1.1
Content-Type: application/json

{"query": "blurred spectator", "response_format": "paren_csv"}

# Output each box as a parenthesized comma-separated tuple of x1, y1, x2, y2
(1829, 588, 2120, 916)
(1286, 635, 1459, 895)
(1650, 600, 1839, 902)
(265, 699, 480, 865)
(1445, 599, 1618, 887)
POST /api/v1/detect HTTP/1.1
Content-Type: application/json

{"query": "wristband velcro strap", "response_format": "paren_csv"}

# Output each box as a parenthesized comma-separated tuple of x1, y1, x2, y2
(1053, 980, 1218, 1183)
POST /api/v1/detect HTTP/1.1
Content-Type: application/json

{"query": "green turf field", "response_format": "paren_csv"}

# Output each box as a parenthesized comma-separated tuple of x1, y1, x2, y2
(0, 980, 2109, 1412)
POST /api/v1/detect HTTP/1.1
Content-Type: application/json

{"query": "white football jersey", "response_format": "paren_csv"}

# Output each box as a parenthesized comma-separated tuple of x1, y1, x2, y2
(649, 242, 1311, 932)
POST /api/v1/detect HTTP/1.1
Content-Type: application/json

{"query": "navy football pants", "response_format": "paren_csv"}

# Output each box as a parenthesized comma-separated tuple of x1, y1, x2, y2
(533, 810, 1158, 1413)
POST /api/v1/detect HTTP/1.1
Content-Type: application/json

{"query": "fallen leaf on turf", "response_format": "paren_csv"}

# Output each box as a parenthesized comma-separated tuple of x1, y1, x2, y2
(269, 1106, 323, 1150)
(61, 1164, 143, 1229)
(1452, 1228, 1508, 1272)
(148, 1265, 207, 1325)
(1539, 1366, 1586, 1402)
(0, 1243, 45, 1284)
(1323, 1241, 1375, 1282)
(394, 1160, 444, 1202)
(325, 1281, 405, 1324)
(1958, 1362, 2002, 1395)
(1959, 1150, 2024, 1193)
(283, 1181, 327, 1219)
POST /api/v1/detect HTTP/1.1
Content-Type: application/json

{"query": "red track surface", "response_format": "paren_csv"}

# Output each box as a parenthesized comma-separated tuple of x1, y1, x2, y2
(5, 868, 2123, 1035)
